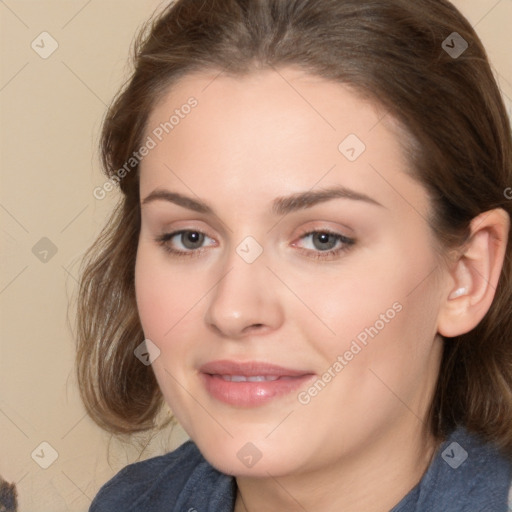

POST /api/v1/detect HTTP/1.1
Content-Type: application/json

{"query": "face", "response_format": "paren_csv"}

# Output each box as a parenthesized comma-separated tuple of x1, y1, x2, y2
(135, 68, 446, 478)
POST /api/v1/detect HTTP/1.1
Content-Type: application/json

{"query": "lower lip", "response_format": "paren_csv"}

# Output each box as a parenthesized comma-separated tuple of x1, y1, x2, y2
(201, 374, 314, 407)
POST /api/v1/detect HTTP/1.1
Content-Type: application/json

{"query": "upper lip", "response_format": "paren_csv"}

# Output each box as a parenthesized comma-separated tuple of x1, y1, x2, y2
(199, 360, 312, 377)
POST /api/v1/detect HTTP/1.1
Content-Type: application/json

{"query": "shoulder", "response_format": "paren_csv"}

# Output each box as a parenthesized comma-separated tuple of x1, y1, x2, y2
(449, 427, 512, 479)
(89, 440, 235, 512)
(422, 426, 512, 511)
(392, 426, 512, 512)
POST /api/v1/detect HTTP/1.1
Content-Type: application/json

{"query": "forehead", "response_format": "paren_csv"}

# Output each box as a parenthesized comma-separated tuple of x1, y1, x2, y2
(139, 67, 426, 215)
(145, 67, 396, 144)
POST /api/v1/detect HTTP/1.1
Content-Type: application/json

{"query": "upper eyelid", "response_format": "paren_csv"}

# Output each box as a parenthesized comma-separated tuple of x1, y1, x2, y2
(161, 227, 349, 238)
(160, 229, 216, 243)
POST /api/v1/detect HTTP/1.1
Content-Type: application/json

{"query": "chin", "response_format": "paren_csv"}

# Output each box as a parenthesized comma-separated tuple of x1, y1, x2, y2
(192, 434, 308, 478)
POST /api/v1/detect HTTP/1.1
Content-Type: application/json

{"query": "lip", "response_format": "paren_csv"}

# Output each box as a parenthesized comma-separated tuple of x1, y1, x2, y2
(199, 360, 315, 407)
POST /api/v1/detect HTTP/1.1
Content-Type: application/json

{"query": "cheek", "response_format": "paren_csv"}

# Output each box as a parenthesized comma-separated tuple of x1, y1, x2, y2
(293, 283, 441, 453)
(134, 246, 207, 340)
(134, 247, 204, 424)
(297, 239, 441, 375)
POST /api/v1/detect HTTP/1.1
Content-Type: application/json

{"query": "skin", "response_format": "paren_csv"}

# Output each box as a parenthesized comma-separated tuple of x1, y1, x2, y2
(134, 68, 508, 511)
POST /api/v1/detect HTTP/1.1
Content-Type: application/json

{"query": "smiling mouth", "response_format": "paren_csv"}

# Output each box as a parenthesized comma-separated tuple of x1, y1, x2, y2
(199, 360, 315, 407)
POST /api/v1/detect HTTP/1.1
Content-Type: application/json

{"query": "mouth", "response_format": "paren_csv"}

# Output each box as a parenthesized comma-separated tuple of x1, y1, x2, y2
(199, 360, 315, 407)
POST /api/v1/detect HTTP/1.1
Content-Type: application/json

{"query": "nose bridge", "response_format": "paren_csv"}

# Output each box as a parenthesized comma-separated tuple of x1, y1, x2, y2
(204, 239, 283, 337)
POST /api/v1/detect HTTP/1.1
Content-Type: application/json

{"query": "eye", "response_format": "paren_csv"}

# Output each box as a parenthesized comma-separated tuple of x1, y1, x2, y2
(155, 228, 355, 261)
(293, 230, 355, 260)
(155, 229, 216, 257)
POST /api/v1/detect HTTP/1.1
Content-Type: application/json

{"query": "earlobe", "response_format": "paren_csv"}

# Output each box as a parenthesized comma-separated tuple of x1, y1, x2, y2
(437, 208, 510, 338)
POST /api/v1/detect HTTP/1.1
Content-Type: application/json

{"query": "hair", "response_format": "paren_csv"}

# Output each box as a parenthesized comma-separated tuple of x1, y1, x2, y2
(76, 0, 512, 455)
(0, 475, 18, 512)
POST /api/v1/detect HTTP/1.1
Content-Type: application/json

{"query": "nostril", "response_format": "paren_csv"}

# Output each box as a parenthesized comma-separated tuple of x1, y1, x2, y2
(245, 323, 265, 332)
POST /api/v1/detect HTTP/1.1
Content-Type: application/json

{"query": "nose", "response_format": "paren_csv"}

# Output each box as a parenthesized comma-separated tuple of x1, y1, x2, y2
(204, 249, 285, 339)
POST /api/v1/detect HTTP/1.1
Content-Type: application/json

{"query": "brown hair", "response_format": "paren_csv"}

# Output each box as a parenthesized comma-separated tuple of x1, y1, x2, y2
(76, 0, 512, 454)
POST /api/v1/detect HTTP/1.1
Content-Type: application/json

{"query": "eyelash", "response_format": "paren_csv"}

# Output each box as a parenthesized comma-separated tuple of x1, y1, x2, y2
(154, 229, 355, 261)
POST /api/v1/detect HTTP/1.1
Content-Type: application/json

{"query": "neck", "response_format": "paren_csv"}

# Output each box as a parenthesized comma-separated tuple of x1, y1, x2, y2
(234, 422, 441, 512)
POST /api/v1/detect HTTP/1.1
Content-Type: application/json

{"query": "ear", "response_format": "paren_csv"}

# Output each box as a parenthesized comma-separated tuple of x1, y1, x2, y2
(437, 208, 510, 338)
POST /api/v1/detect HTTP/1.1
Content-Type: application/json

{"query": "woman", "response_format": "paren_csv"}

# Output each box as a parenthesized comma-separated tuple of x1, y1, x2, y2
(77, 0, 512, 510)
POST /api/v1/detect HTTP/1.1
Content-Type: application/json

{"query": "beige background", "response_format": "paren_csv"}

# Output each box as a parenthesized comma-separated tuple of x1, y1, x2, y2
(0, 1, 511, 511)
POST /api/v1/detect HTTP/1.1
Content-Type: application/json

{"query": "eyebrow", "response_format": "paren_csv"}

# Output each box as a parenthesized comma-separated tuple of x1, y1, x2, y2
(141, 185, 384, 215)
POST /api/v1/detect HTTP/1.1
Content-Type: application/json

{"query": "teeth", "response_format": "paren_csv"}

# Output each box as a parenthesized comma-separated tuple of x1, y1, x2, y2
(247, 376, 266, 382)
(220, 375, 280, 382)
